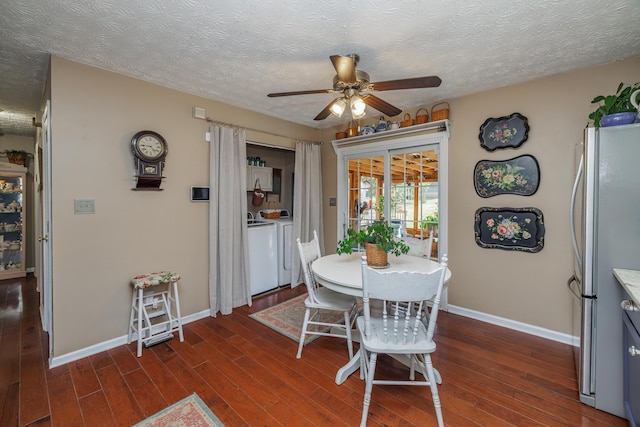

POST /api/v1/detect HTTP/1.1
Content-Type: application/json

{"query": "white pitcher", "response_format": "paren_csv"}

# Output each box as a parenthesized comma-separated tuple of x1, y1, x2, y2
(631, 89, 640, 123)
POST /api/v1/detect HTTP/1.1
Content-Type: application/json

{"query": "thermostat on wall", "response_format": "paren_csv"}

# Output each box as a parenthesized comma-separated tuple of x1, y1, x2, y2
(191, 186, 210, 202)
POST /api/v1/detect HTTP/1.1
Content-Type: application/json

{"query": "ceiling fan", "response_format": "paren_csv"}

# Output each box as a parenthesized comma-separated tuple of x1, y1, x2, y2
(267, 54, 441, 121)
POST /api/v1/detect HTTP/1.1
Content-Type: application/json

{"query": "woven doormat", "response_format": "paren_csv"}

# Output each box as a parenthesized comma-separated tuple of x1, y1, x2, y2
(133, 393, 224, 427)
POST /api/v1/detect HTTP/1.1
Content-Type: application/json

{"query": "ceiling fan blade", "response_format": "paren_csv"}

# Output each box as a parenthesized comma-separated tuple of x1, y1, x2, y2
(361, 94, 402, 117)
(370, 76, 442, 91)
(314, 100, 338, 121)
(330, 55, 357, 83)
(268, 89, 334, 97)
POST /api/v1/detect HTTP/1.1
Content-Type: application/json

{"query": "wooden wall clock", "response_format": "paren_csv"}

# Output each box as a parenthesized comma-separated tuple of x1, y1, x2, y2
(131, 130, 168, 190)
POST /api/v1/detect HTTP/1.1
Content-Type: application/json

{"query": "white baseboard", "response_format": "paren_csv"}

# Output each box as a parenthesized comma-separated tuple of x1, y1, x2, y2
(50, 304, 580, 368)
(447, 304, 579, 347)
(49, 308, 212, 368)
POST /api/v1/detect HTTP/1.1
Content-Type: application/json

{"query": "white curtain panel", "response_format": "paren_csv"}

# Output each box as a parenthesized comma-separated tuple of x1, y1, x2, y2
(209, 124, 251, 315)
(291, 142, 324, 287)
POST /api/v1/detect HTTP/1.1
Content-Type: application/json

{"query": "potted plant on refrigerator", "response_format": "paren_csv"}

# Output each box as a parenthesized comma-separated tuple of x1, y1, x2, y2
(588, 82, 639, 128)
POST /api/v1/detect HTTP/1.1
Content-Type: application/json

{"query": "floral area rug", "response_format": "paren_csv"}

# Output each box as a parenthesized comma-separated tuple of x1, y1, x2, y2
(133, 393, 224, 427)
(249, 293, 346, 344)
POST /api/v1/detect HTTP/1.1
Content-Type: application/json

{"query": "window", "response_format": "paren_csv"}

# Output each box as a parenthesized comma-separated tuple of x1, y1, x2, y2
(333, 123, 449, 265)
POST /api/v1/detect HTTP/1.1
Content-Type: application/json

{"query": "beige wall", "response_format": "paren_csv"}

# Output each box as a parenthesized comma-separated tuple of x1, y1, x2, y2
(321, 56, 640, 335)
(49, 57, 320, 356)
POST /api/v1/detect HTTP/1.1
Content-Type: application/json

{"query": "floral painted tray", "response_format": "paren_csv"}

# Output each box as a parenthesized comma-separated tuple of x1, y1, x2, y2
(474, 155, 540, 197)
(474, 207, 544, 252)
(479, 113, 530, 151)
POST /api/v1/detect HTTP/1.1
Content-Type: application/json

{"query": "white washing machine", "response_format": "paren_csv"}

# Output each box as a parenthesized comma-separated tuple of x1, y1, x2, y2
(247, 220, 278, 295)
(257, 209, 293, 286)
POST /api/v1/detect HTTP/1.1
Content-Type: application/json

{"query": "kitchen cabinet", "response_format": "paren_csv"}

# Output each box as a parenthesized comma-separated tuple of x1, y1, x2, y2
(622, 306, 640, 426)
(0, 162, 26, 279)
(246, 165, 272, 191)
(613, 268, 640, 426)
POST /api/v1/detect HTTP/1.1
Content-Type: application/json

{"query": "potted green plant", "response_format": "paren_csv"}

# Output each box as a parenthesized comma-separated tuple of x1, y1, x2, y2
(588, 82, 639, 128)
(336, 220, 410, 267)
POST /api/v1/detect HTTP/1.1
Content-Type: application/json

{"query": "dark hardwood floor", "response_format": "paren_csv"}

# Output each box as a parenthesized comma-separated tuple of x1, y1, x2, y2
(0, 275, 628, 426)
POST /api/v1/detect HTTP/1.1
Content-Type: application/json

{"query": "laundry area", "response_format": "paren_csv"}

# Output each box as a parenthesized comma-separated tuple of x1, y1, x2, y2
(246, 144, 296, 296)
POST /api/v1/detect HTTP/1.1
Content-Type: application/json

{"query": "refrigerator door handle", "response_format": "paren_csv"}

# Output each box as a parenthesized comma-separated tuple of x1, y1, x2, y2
(570, 154, 584, 273)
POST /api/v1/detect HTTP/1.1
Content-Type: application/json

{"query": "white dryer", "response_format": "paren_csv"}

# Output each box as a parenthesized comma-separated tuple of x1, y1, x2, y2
(257, 209, 293, 286)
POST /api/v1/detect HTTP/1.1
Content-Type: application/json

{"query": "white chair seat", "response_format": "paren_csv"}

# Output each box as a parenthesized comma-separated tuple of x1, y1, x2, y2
(356, 316, 436, 354)
(307, 286, 356, 311)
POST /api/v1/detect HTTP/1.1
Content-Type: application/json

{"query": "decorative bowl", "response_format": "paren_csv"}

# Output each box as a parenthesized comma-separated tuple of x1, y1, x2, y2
(600, 112, 636, 127)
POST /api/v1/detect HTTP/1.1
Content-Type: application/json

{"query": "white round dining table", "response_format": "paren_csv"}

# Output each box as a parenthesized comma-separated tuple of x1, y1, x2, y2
(311, 252, 451, 385)
(312, 252, 451, 297)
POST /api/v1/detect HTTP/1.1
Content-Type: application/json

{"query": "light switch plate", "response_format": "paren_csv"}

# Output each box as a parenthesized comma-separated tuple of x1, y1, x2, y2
(329, 197, 336, 206)
(74, 198, 95, 214)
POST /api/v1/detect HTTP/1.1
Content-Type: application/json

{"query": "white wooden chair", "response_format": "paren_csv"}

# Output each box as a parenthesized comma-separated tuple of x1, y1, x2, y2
(296, 230, 358, 359)
(402, 234, 434, 260)
(357, 255, 447, 427)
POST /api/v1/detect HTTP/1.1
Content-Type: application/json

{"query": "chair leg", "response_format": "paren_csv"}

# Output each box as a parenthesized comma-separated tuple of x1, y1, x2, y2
(359, 347, 368, 380)
(360, 352, 378, 427)
(127, 289, 137, 344)
(343, 310, 354, 359)
(424, 354, 444, 427)
(136, 288, 144, 357)
(296, 307, 311, 359)
(172, 281, 184, 342)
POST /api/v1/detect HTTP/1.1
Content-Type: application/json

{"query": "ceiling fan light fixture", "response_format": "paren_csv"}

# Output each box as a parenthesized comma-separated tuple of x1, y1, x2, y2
(350, 95, 366, 119)
(330, 97, 347, 117)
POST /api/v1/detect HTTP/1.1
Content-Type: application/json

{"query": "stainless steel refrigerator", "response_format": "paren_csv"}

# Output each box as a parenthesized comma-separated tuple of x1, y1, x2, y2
(570, 123, 640, 418)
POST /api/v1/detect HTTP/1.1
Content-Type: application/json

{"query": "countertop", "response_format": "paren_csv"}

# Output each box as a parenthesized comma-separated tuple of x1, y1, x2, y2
(613, 268, 640, 306)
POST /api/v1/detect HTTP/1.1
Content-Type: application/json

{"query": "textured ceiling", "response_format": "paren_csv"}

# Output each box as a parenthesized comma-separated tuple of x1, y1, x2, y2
(1, 0, 639, 137)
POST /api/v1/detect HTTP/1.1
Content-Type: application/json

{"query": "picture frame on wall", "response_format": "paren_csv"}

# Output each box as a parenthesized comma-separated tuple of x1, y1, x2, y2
(473, 155, 540, 198)
(474, 207, 545, 253)
(479, 112, 530, 151)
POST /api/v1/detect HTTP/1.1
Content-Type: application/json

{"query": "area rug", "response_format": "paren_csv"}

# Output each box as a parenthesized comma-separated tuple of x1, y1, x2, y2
(249, 293, 346, 344)
(134, 393, 224, 427)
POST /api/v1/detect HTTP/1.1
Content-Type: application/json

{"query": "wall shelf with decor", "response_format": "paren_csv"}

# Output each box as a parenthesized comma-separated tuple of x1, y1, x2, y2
(0, 162, 27, 279)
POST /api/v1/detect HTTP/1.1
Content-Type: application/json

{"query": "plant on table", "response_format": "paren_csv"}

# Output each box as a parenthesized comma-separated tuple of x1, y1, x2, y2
(337, 196, 409, 263)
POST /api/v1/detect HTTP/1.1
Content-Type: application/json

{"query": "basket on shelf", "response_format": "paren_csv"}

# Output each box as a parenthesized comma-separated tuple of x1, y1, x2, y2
(431, 102, 450, 121)
(263, 201, 281, 219)
(400, 113, 414, 128)
(415, 108, 429, 124)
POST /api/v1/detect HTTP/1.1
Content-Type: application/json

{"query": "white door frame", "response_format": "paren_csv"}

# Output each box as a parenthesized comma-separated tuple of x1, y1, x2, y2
(38, 100, 53, 364)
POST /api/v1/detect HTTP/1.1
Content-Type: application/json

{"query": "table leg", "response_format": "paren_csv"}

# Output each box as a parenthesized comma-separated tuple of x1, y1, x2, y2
(336, 350, 361, 385)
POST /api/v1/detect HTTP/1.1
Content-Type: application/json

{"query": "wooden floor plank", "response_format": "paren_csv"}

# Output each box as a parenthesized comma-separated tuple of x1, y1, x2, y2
(107, 345, 140, 375)
(132, 344, 190, 404)
(19, 350, 50, 425)
(122, 368, 167, 417)
(0, 382, 19, 427)
(47, 369, 84, 427)
(95, 364, 143, 425)
(68, 358, 101, 399)
(0, 332, 20, 388)
(78, 391, 117, 427)
(194, 361, 283, 426)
